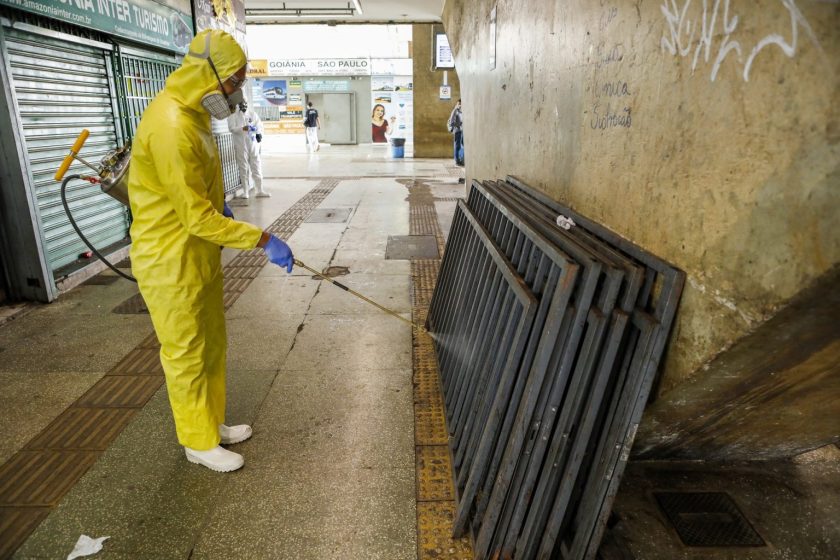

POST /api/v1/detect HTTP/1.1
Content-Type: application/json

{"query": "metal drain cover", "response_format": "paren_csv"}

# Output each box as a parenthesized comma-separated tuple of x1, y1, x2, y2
(112, 293, 149, 314)
(385, 235, 439, 260)
(654, 492, 766, 547)
(305, 208, 353, 223)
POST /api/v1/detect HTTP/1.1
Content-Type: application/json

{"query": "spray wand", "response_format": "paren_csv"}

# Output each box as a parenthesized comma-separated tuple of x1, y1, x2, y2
(294, 259, 430, 335)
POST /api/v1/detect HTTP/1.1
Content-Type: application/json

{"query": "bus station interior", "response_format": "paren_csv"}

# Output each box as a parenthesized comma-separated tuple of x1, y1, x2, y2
(0, 1, 838, 559)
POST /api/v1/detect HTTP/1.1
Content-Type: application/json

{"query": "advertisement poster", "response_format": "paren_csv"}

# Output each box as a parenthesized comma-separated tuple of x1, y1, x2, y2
(0, 0, 193, 52)
(252, 79, 302, 134)
(435, 34, 455, 69)
(261, 79, 287, 107)
(193, 0, 246, 52)
(371, 74, 412, 144)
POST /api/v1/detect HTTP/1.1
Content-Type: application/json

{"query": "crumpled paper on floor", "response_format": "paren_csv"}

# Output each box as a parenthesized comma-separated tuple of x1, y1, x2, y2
(67, 535, 109, 559)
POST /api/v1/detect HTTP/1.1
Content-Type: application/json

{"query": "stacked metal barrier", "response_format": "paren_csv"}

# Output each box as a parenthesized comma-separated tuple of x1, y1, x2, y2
(426, 177, 684, 560)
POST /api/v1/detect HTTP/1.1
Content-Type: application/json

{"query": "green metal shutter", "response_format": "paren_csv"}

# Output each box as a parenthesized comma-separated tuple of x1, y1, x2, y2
(5, 28, 129, 273)
(114, 47, 178, 139)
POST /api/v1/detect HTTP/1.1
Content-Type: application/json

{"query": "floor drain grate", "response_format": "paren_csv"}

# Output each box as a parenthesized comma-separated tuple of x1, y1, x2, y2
(385, 235, 439, 260)
(654, 492, 766, 547)
(305, 207, 353, 223)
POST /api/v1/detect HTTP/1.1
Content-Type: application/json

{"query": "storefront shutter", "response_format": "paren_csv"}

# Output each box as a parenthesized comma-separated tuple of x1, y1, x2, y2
(4, 28, 129, 273)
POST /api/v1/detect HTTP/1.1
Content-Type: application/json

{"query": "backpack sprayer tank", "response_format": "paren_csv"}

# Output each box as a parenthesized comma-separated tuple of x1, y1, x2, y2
(54, 129, 136, 281)
(55, 128, 131, 206)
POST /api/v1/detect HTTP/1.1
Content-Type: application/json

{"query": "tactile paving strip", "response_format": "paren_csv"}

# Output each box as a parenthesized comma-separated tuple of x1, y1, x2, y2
(0, 508, 50, 560)
(75, 375, 165, 408)
(417, 502, 474, 560)
(410, 179, 474, 559)
(109, 347, 164, 375)
(0, 179, 341, 559)
(0, 451, 99, 506)
(417, 446, 455, 501)
(26, 408, 137, 451)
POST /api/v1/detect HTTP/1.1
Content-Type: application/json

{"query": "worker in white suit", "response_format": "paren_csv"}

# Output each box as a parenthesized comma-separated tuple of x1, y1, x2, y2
(227, 101, 269, 198)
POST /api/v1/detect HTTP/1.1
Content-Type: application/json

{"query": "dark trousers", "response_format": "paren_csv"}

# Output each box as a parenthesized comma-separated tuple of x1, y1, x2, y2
(453, 130, 464, 166)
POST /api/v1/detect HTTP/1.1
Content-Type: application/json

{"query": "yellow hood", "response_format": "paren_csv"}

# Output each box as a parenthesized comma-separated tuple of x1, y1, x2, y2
(165, 29, 246, 111)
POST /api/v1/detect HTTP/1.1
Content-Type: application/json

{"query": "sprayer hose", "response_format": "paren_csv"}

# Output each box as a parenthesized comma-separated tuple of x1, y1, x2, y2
(61, 175, 137, 283)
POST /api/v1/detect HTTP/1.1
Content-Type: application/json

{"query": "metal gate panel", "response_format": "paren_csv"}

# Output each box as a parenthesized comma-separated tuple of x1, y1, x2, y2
(427, 202, 541, 525)
(480, 182, 646, 559)
(427, 174, 683, 559)
(465, 181, 628, 558)
(5, 29, 128, 272)
(451, 186, 582, 543)
(504, 176, 685, 560)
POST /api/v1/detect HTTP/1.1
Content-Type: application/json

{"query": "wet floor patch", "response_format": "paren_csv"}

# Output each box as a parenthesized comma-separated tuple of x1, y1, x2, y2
(313, 266, 350, 279)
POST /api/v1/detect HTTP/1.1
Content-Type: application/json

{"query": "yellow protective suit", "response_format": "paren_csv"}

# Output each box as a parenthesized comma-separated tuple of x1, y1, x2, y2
(128, 30, 263, 451)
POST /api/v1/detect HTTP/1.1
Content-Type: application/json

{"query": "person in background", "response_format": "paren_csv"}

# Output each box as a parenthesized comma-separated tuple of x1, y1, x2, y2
(371, 103, 395, 143)
(228, 101, 269, 198)
(303, 101, 320, 152)
(128, 29, 294, 473)
(448, 98, 464, 169)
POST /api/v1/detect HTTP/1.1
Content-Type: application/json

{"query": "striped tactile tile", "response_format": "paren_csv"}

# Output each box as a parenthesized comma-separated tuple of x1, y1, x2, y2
(408, 179, 474, 559)
(0, 178, 341, 559)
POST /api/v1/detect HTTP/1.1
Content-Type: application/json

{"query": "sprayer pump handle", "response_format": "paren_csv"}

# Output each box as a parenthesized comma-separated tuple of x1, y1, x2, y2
(54, 129, 90, 182)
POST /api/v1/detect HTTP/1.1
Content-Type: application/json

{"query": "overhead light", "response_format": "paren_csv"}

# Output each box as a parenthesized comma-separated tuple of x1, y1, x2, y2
(245, 2, 362, 19)
(247, 12, 354, 19)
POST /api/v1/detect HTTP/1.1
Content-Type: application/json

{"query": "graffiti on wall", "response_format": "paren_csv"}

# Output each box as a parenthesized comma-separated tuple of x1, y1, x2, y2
(660, 0, 824, 82)
(587, 3, 635, 132)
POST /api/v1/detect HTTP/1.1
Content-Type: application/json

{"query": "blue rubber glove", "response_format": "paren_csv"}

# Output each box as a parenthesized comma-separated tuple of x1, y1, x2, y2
(223, 203, 234, 219)
(263, 235, 294, 273)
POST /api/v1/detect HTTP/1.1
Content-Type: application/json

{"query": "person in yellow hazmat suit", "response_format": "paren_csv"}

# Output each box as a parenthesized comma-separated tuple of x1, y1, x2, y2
(128, 29, 294, 473)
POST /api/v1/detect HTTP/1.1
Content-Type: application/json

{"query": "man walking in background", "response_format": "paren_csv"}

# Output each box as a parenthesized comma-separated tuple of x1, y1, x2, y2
(448, 98, 464, 168)
(304, 101, 321, 152)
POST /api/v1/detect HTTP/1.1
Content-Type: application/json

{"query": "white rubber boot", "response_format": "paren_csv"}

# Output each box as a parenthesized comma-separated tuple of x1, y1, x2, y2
(256, 190, 271, 198)
(184, 446, 244, 472)
(219, 424, 253, 445)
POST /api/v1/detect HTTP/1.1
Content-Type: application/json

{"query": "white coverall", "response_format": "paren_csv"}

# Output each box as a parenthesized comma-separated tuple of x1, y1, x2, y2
(227, 108, 265, 197)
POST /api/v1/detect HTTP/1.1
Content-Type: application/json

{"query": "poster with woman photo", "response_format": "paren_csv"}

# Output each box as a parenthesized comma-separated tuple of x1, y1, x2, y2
(371, 72, 413, 144)
(370, 102, 395, 143)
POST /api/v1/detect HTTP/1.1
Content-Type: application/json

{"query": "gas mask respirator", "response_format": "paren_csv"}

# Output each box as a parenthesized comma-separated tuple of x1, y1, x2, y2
(191, 33, 247, 120)
(201, 87, 244, 120)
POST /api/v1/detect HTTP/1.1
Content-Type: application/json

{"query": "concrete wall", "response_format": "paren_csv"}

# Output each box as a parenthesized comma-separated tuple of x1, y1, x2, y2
(413, 23, 462, 158)
(442, 0, 839, 456)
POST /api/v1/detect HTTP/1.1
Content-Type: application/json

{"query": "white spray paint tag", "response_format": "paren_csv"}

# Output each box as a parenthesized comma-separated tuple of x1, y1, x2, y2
(556, 215, 576, 230)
